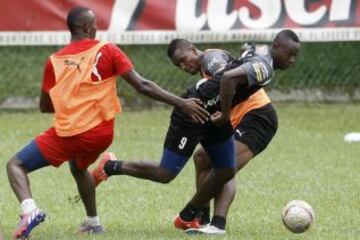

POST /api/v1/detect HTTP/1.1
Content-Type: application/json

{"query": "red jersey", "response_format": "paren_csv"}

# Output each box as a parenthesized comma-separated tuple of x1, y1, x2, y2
(42, 38, 133, 92)
(36, 39, 133, 169)
(42, 39, 133, 134)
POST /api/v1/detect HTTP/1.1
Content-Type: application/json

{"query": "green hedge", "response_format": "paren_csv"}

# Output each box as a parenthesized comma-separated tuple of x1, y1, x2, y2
(0, 42, 359, 102)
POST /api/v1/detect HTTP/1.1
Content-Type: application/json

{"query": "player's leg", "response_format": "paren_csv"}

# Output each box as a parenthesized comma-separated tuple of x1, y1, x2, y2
(192, 148, 212, 224)
(189, 140, 253, 231)
(69, 160, 104, 234)
(196, 104, 278, 234)
(176, 134, 236, 228)
(96, 148, 188, 183)
(193, 148, 212, 190)
(68, 126, 116, 234)
(7, 140, 49, 239)
(68, 161, 97, 216)
(210, 142, 253, 227)
(92, 120, 200, 184)
(119, 151, 183, 183)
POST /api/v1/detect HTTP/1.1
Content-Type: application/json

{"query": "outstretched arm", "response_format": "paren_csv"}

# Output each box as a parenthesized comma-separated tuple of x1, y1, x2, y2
(121, 69, 209, 123)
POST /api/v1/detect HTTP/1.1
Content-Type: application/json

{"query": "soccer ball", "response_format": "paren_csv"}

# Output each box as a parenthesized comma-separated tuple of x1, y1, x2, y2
(281, 200, 315, 233)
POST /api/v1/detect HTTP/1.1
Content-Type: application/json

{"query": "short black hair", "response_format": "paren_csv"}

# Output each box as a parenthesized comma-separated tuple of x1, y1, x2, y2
(167, 38, 192, 59)
(274, 29, 300, 43)
(67, 7, 92, 34)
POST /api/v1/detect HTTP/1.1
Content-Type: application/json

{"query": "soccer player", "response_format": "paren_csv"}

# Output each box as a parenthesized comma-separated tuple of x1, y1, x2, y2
(166, 39, 278, 234)
(6, 7, 208, 239)
(182, 31, 300, 235)
(91, 29, 300, 233)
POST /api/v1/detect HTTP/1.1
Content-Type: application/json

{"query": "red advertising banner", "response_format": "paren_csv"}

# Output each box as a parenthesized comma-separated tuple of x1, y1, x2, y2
(0, 0, 359, 45)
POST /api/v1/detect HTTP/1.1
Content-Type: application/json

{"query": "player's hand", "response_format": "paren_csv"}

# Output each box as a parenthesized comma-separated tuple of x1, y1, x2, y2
(210, 111, 230, 126)
(180, 98, 209, 124)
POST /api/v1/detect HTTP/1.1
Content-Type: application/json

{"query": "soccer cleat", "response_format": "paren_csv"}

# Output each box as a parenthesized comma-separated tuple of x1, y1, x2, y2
(78, 222, 105, 235)
(91, 152, 117, 187)
(173, 215, 200, 230)
(185, 224, 226, 235)
(197, 211, 210, 226)
(13, 208, 46, 239)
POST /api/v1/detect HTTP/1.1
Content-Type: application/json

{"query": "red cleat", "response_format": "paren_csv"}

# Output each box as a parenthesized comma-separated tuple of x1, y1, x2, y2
(174, 215, 200, 230)
(91, 152, 117, 187)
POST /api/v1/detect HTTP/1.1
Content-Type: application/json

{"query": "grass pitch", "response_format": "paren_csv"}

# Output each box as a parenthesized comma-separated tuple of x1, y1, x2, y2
(1, 103, 360, 239)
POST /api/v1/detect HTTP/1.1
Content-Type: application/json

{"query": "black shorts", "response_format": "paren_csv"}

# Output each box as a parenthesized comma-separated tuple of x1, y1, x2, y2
(234, 103, 278, 155)
(164, 114, 234, 157)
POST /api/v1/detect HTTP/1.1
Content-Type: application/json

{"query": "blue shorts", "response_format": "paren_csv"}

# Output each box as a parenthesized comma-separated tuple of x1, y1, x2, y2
(160, 148, 189, 175)
(203, 135, 236, 169)
(160, 135, 236, 175)
(16, 140, 50, 172)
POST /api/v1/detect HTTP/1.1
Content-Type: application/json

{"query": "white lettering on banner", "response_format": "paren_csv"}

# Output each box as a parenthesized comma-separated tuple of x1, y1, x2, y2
(207, 0, 237, 32)
(330, 0, 352, 21)
(284, 0, 327, 25)
(0, 1, 359, 45)
(1, 28, 360, 45)
(108, 0, 139, 31)
(239, 0, 281, 29)
(176, 0, 206, 31)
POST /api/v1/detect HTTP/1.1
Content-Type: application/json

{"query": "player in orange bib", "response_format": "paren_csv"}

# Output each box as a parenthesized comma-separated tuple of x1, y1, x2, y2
(6, 7, 208, 239)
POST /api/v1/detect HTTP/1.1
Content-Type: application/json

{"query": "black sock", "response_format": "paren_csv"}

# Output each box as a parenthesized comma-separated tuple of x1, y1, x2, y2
(103, 160, 123, 176)
(180, 204, 201, 222)
(199, 206, 210, 225)
(211, 215, 226, 230)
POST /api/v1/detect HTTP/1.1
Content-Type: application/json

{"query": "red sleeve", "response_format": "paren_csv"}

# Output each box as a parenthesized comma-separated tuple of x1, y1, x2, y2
(104, 43, 133, 75)
(41, 59, 56, 93)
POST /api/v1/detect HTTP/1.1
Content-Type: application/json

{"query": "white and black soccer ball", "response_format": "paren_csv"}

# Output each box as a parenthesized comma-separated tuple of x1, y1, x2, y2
(281, 200, 315, 233)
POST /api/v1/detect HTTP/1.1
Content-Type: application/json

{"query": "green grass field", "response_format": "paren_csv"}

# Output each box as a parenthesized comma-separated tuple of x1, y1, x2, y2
(1, 103, 360, 239)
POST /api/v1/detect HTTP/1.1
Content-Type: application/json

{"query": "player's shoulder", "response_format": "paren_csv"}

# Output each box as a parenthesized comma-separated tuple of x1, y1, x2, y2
(99, 42, 118, 52)
(100, 42, 128, 56)
(243, 45, 272, 66)
(204, 49, 233, 59)
(202, 49, 234, 67)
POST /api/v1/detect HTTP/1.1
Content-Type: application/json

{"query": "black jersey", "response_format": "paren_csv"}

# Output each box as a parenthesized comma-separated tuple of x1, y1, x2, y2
(200, 49, 235, 78)
(198, 46, 273, 112)
(173, 45, 274, 125)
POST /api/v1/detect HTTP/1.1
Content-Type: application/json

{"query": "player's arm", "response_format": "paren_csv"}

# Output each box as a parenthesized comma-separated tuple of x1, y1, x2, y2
(213, 59, 272, 126)
(39, 59, 55, 113)
(39, 91, 54, 113)
(212, 67, 248, 125)
(121, 69, 209, 123)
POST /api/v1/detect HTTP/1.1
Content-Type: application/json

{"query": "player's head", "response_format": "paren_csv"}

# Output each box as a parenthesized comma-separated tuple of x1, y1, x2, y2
(167, 39, 202, 75)
(271, 29, 301, 70)
(67, 7, 97, 39)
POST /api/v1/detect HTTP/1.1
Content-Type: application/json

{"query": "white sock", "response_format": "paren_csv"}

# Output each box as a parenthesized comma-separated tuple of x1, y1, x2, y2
(21, 198, 37, 215)
(86, 216, 100, 226)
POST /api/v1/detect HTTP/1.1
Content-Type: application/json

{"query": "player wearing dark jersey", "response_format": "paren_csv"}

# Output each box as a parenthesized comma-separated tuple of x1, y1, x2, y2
(91, 30, 300, 234)
(180, 30, 300, 235)
(166, 39, 278, 234)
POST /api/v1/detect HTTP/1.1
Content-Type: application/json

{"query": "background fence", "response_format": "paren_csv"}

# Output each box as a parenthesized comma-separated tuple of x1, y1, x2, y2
(0, 41, 359, 106)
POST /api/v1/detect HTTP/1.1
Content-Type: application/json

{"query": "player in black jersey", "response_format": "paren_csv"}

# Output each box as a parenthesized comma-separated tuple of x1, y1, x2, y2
(167, 39, 278, 234)
(170, 29, 300, 234)
(91, 29, 300, 234)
